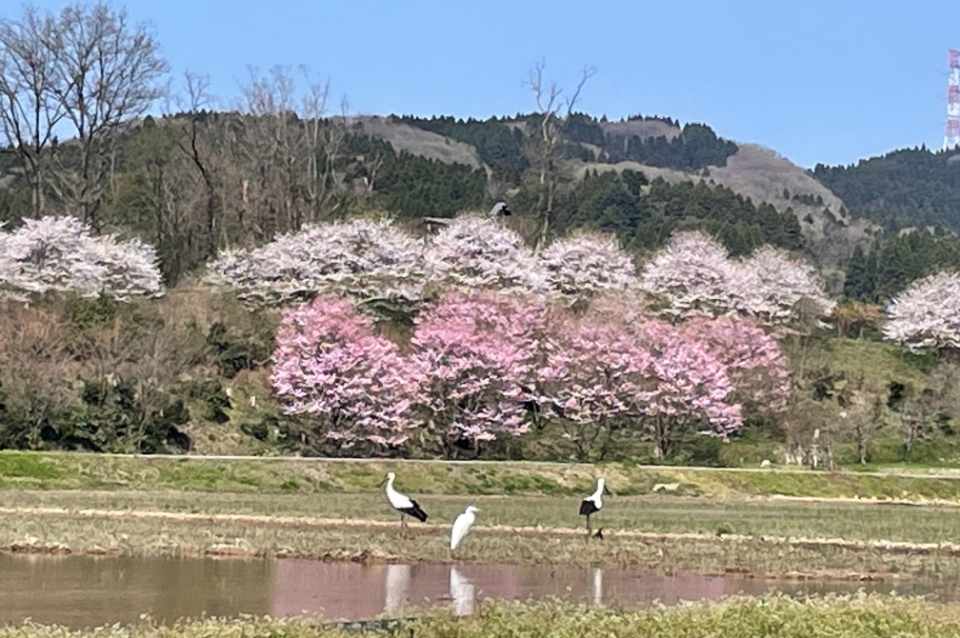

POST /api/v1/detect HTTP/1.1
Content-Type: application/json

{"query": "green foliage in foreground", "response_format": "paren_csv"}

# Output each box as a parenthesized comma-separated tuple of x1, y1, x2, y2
(3, 595, 960, 638)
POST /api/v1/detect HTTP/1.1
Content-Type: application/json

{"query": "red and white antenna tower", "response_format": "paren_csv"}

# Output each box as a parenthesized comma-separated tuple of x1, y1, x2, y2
(944, 48, 960, 151)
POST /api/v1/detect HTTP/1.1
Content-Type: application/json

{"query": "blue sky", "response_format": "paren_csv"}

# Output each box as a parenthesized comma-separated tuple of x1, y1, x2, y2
(5, 0, 957, 168)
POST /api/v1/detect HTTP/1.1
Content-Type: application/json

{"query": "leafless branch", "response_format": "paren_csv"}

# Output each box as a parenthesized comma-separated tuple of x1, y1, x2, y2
(524, 59, 595, 252)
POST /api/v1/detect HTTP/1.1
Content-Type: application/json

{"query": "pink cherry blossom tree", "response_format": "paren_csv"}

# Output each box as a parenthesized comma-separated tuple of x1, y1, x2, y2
(538, 298, 743, 456)
(585, 300, 742, 457)
(271, 297, 423, 454)
(410, 291, 543, 457)
(537, 231, 639, 304)
(883, 271, 960, 354)
(536, 312, 653, 460)
(424, 214, 548, 295)
(632, 318, 742, 458)
(0, 216, 163, 301)
(680, 315, 792, 422)
(207, 217, 429, 310)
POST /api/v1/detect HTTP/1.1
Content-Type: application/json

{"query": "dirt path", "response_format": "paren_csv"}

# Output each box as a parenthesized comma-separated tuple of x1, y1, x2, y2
(2, 505, 960, 558)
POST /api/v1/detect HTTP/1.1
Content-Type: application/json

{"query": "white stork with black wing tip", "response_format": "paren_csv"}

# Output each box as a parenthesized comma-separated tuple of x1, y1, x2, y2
(579, 478, 609, 537)
(379, 472, 428, 534)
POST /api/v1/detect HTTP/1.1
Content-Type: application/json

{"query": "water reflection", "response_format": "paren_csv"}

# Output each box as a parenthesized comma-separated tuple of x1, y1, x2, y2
(0, 554, 272, 629)
(384, 564, 411, 612)
(4, 553, 960, 630)
(591, 568, 602, 606)
(450, 566, 474, 616)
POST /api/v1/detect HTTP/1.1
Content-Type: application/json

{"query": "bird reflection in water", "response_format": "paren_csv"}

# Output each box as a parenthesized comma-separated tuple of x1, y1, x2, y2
(591, 568, 603, 606)
(449, 566, 475, 616)
(384, 564, 411, 612)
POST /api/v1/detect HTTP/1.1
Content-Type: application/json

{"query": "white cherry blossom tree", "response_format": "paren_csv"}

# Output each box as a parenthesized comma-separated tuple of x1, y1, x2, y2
(639, 230, 833, 327)
(883, 271, 960, 353)
(538, 230, 639, 302)
(0, 216, 163, 301)
(206, 217, 429, 309)
(638, 231, 739, 320)
(424, 214, 548, 295)
(729, 246, 834, 325)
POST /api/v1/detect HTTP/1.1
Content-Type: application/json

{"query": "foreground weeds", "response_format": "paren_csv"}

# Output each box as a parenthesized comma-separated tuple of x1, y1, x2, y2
(3, 595, 960, 637)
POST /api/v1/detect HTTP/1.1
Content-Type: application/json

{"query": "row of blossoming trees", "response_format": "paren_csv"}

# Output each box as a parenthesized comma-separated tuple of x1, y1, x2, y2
(270, 293, 792, 459)
(1, 213, 957, 459)
(206, 215, 832, 459)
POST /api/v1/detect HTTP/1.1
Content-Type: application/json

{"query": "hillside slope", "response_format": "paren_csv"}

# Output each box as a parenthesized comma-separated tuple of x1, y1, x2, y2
(0, 110, 879, 281)
(709, 145, 875, 268)
(360, 115, 874, 270)
(354, 116, 487, 172)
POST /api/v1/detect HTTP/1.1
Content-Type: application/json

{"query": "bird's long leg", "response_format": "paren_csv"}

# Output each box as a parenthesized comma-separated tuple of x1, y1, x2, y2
(399, 513, 407, 536)
(585, 514, 592, 538)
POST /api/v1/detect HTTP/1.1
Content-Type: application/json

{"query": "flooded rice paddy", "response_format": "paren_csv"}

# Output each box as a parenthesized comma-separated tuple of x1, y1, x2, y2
(2, 553, 958, 629)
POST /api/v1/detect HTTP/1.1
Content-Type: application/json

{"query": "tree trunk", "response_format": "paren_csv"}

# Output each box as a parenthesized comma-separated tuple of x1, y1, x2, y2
(856, 422, 868, 464)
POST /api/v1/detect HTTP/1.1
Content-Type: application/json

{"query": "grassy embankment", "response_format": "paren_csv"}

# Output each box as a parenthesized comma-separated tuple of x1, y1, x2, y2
(8, 450, 960, 499)
(5, 596, 960, 638)
(6, 452, 960, 579)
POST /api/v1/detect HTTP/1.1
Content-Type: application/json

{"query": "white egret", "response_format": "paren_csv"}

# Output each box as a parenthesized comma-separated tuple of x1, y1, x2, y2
(579, 478, 610, 537)
(378, 472, 428, 533)
(450, 505, 479, 550)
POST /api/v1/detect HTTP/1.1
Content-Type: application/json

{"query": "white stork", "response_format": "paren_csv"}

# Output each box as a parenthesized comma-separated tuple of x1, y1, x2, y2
(378, 472, 428, 533)
(579, 478, 609, 537)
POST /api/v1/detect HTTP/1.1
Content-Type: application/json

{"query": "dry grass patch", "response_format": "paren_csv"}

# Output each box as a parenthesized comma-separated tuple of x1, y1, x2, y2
(4, 490, 960, 545)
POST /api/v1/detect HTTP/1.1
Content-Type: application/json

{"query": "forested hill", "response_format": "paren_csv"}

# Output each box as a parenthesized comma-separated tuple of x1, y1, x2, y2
(6, 100, 960, 302)
(813, 147, 960, 232)
(347, 115, 960, 301)
(356, 113, 874, 272)
(0, 109, 869, 286)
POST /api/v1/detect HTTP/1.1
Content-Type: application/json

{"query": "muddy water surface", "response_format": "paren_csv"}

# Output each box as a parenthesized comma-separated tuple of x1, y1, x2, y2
(1, 553, 957, 629)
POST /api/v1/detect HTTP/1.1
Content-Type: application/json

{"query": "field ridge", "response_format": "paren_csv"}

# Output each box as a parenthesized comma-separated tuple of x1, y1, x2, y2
(5, 505, 960, 560)
(6, 451, 960, 502)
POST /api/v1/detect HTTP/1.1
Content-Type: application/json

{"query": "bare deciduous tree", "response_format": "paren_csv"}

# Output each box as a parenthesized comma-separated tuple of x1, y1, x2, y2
(525, 60, 595, 252)
(236, 65, 350, 239)
(900, 387, 936, 460)
(41, 3, 168, 229)
(174, 70, 229, 258)
(299, 66, 351, 222)
(0, 7, 64, 217)
(238, 65, 298, 239)
(836, 375, 887, 464)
